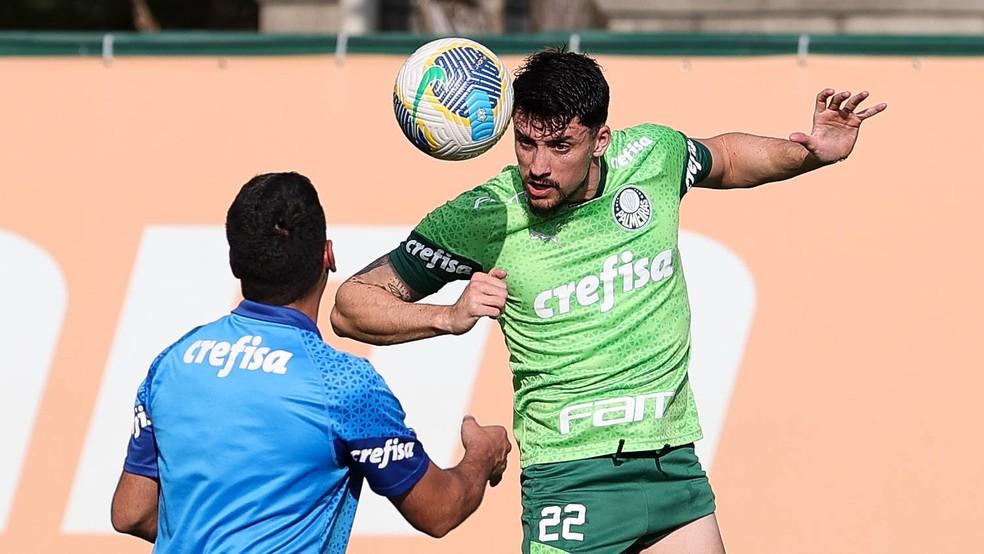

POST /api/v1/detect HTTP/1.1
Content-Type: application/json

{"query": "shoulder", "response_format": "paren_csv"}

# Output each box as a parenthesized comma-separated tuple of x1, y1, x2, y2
(301, 331, 369, 372)
(607, 124, 686, 171)
(305, 336, 386, 395)
(317, 349, 412, 439)
(614, 123, 682, 144)
(425, 166, 521, 219)
(612, 123, 681, 147)
(148, 323, 209, 375)
(136, 322, 209, 404)
(409, 166, 519, 266)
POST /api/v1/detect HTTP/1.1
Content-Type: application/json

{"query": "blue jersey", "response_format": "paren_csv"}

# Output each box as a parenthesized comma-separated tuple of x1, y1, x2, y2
(123, 300, 430, 553)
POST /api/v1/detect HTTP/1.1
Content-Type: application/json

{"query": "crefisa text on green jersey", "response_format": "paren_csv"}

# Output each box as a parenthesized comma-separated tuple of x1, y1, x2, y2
(533, 249, 674, 319)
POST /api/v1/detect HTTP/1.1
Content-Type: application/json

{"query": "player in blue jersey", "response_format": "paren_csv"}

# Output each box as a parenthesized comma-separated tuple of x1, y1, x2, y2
(110, 172, 511, 552)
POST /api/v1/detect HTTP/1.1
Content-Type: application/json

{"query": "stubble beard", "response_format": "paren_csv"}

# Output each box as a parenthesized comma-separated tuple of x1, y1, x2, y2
(526, 176, 588, 217)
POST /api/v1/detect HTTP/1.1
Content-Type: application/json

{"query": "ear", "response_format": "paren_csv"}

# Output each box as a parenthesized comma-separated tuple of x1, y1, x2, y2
(324, 240, 336, 274)
(592, 125, 612, 158)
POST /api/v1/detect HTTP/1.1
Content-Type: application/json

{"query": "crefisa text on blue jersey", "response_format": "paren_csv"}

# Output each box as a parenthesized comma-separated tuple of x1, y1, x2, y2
(182, 335, 293, 378)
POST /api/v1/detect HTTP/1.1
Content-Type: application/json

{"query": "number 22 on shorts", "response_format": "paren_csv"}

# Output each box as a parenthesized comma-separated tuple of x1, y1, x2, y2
(538, 504, 586, 542)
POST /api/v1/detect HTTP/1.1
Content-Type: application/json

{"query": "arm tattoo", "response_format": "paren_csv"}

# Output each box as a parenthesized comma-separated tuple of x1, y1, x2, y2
(347, 254, 424, 302)
(386, 277, 419, 302)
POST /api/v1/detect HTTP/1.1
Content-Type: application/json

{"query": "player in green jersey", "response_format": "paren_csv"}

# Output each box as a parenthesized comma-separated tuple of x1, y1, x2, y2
(332, 49, 885, 553)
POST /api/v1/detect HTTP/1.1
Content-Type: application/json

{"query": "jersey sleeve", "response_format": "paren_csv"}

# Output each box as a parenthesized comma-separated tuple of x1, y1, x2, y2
(123, 375, 159, 479)
(329, 357, 430, 497)
(390, 183, 510, 296)
(678, 132, 713, 197)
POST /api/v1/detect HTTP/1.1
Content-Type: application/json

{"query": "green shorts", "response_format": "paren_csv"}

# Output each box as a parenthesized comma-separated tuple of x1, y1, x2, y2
(520, 444, 716, 554)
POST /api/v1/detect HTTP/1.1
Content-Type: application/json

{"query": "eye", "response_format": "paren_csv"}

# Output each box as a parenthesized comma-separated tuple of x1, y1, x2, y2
(552, 143, 571, 153)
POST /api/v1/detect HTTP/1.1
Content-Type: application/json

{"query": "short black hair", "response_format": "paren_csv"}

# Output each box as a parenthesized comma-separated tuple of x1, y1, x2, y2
(512, 48, 609, 134)
(226, 172, 326, 306)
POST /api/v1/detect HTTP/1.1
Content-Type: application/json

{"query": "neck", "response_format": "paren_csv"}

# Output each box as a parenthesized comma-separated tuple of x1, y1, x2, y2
(285, 277, 326, 328)
(573, 156, 604, 204)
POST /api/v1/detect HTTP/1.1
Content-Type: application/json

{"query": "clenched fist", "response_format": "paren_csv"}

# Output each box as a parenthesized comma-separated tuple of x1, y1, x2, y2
(442, 268, 508, 335)
(460, 415, 511, 487)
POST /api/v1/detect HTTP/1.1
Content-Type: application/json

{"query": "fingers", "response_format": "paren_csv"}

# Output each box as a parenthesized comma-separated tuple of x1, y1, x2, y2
(842, 90, 868, 113)
(460, 417, 511, 488)
(856, 102, 888, 120)
(828, 90, 851, 111)
(818, 88, 885, 118)
(814, 87, 887, 126)
(489, 458, 507, 487)
(449, 269, 509, 332)
(487, 428, 510, 487)
(469, 287, 507, 317)
(814, 88, 835, 114)
(466, 270, 509, 317)
(472, 270, 508, 289)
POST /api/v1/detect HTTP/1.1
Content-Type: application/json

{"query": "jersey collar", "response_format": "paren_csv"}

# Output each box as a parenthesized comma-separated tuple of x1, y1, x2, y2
(595, 156, 609, 198)
(233, 300, 322, 338)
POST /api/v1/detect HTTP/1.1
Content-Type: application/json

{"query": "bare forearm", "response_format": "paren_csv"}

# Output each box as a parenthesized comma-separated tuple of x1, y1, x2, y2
(332, 254, 505, 346)
(394, 417, 509, 538)
(331, 281, 451, 345)
(123, 516, 157, 543)
(433, 457, 491, 534)
(401, 456, 491, 537)
(714, 132, 827, 189)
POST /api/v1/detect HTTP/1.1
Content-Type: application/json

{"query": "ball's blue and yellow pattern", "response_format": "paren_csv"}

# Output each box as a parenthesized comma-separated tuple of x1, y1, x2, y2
(393, 38, 513, 161)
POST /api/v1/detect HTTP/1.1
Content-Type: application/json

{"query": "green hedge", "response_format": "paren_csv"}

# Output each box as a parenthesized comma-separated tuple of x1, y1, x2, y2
(2, 31, 983, 57)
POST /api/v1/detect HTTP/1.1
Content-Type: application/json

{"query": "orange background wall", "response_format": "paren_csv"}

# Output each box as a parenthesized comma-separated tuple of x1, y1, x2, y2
(1, 53, 982, 553)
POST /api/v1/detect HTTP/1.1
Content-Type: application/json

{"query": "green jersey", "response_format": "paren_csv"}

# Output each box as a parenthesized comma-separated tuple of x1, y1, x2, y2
(391, 124, 713, 467)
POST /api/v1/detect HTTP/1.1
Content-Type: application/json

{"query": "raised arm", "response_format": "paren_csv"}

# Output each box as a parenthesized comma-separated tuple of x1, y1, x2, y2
(696, 89, 887, 190)
(331, 254, 507, 346)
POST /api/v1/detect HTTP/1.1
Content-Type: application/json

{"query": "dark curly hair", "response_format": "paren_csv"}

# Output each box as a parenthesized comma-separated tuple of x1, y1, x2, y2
(226, 172, 326, 305)
(512, 48, 609, 134)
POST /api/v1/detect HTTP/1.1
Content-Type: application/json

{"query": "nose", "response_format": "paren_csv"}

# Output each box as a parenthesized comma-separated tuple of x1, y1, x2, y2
(530, 147, 550, 179)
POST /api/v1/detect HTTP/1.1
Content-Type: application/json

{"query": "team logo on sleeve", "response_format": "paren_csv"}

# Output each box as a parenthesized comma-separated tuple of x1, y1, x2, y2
(684, 139, 704, 191)
(345, 435, 428, 495)
(132, 405, 152, 439)
(612, 185, 652, 231)
(401, 232, 480, 276)
(351, 437, 417, 470)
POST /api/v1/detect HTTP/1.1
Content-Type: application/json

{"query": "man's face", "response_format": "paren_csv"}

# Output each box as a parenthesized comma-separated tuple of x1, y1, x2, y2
(514, 114, 610, 216)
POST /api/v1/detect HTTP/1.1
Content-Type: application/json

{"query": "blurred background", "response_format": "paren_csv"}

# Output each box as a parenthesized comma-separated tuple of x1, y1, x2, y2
(2, 1, 983, 554)
(5, 0, 984, 34)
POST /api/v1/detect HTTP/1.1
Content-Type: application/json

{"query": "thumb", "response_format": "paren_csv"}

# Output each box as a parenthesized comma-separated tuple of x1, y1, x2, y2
(489, 268, 508, 280)
(788, 132, 813, 147)
(460, 414, 479, 444)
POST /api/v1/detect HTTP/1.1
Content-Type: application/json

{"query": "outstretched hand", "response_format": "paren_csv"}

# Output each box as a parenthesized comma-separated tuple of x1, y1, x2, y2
(789, 89, 887, 165)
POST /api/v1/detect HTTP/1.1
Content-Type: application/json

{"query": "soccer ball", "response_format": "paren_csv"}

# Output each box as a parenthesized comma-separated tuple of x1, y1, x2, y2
(393, 37, 513, 161)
